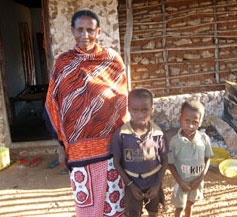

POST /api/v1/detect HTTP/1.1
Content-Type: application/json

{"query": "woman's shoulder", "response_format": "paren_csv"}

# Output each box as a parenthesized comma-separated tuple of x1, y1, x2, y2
(56, 49, 76, 61)
(100, 46, 124, 62)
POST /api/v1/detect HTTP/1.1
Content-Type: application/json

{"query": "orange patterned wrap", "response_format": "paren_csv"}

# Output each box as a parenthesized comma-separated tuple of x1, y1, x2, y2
(45, 43, 127, 165)
(67, 136, 111, 162)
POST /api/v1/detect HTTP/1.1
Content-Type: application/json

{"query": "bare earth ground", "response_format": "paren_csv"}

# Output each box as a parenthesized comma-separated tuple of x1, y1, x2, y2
(0, 154, 237, 217)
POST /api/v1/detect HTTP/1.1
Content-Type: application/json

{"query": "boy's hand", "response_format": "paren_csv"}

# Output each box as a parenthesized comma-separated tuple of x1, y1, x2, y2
(145, 185, 160, 200)
(190, 175, 203, 190)
(130, 183, 144, 200)
(179, 180, 191, 192)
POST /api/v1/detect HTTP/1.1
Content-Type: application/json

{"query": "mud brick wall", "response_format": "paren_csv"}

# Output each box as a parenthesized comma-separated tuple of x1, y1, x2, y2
(118, 0, 237, 97)
(47, 0, 120, 70)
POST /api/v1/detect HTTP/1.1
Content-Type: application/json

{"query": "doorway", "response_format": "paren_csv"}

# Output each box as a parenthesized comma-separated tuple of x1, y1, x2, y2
(0, 0, 52, 143)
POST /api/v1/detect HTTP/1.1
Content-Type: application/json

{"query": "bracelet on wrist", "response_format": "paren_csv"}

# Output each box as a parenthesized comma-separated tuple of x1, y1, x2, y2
(126, 180, 133, 187)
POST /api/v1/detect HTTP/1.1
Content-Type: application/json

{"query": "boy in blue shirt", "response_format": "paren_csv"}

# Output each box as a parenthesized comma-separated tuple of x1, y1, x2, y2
(109, 88, 168, 217)
(168, 101, 214, 217)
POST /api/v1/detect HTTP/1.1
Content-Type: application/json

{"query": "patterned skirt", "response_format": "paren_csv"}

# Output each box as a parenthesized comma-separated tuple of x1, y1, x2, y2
(70, 158, 125, 217)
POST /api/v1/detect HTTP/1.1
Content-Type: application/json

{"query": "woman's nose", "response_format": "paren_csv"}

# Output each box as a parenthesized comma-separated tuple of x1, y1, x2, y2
(81, 29, 89, 37)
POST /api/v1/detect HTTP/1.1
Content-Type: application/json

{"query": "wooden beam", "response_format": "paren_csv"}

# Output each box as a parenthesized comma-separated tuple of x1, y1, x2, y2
(131, 69, 232, 84)
(148, 83, 225, 91)
(125, 43, 237, 54)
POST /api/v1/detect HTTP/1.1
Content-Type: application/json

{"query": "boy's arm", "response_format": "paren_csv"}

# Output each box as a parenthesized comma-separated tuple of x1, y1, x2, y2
(156, 134, 169, 185)
(168, 136, 191, 192)
(191, 134, 213, 189)
(190, 157, 210, 190)
(113, 156, 144, 200)
(169, 164, 191, 192)
(159, 153, 168, 182)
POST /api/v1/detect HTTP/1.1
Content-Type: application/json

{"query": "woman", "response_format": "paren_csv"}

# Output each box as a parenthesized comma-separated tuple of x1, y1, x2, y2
(46, 9, 127, 217)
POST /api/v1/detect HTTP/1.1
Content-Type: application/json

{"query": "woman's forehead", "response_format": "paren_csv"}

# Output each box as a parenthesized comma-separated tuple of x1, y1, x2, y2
(74, 15, 98, 28)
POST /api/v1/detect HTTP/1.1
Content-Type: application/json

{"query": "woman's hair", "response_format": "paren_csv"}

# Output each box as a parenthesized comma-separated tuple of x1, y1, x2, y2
(181, 100, 205, 120)
(71, 9, 100, 27)
(128, 88, 153, 105)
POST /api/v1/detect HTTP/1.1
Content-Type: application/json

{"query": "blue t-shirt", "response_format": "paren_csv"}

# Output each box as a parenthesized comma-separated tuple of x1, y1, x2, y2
(109, 121, 168, 190)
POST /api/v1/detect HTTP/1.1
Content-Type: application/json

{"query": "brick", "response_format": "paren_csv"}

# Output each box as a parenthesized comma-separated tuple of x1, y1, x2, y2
(202, 50, 214, 58)
(142, 73, 149, 79)
(174, 39, 192, 46)
(188, 19, 201, 26)
(141, 58, 149, 65)
(143, 41, 155, 49)
(184, 53, 201, 60)
(170, 67, 180, 75)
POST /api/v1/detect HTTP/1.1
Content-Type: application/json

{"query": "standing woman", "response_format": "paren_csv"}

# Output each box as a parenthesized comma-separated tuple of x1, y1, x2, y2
(46, 9, 127, 217)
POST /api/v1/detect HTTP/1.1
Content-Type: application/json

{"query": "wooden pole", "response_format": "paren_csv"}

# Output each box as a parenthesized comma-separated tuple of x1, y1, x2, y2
(124, 0, 133, 91)
(161, 0, 170, 93)
(0, 69, 11, 146)
(213, 0, 220, 84)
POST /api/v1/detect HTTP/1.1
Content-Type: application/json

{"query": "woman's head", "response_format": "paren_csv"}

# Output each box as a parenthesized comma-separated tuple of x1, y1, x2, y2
(71, 9, 101, 53)
(71, 9, 100, 28)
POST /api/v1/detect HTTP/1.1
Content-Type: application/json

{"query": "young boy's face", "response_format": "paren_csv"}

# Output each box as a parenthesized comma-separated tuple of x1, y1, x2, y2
(128, 97, 153, 127)
(180, 108, 202, 140)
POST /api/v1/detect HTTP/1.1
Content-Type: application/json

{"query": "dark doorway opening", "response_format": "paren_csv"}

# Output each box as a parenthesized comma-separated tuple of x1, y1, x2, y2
(1, 0, 52, 142)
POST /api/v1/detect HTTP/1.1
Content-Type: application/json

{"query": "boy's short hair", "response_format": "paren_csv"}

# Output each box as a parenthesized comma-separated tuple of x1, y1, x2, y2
(71, 9, 100, 27)
(128, 88, 153, 105)
(181, 100, 205, 121)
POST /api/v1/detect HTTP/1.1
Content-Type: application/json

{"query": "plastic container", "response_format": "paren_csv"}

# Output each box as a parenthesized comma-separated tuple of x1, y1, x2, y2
(210, 147, 230, 167)
(219, 159, 237, 178)
(0, 147, 10, 171)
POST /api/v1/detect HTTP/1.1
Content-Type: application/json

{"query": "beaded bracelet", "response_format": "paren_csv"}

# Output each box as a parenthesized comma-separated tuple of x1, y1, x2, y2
(126, 180, 133, 187)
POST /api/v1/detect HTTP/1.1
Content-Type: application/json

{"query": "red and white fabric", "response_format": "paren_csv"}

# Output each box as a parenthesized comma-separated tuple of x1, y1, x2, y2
(70, 158, 125, 217)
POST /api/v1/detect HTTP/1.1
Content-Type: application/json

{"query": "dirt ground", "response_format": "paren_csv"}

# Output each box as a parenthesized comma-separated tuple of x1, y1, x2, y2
(0, 153, 237, 217)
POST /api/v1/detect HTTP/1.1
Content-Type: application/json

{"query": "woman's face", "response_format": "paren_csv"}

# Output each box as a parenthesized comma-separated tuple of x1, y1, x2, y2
(72, 15, 101, 53)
